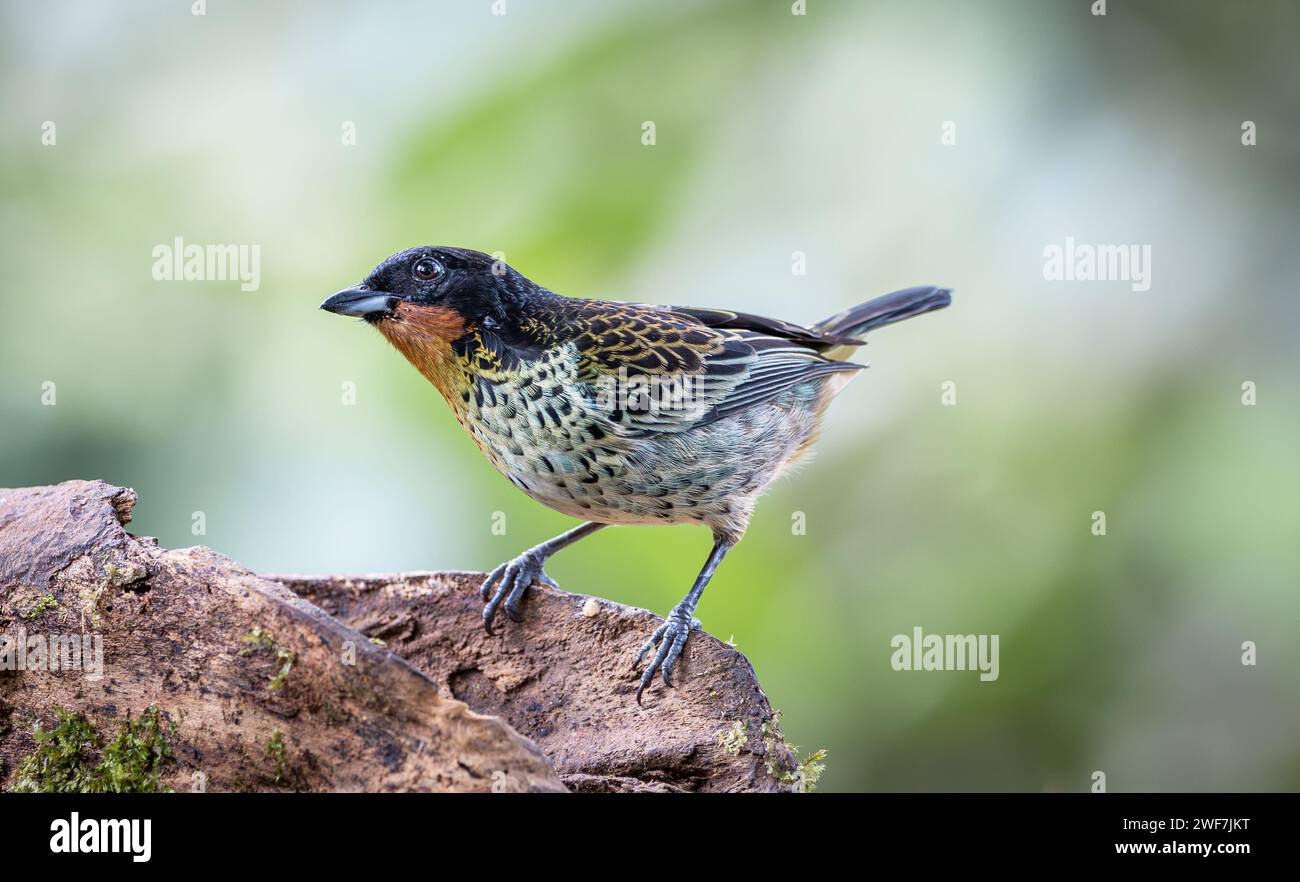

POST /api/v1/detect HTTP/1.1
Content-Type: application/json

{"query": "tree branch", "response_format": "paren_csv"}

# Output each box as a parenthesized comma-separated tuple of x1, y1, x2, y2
(0, 481, 796, 792)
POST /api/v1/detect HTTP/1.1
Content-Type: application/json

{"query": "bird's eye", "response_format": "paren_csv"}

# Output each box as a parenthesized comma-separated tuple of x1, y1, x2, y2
(412, 258, 443, 281)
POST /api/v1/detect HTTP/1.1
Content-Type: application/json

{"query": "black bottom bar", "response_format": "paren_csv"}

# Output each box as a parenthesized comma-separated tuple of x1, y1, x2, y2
(1, 793, 1287, 866)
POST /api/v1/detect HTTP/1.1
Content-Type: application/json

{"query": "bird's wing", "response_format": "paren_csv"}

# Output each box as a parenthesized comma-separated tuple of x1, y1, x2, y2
(662, 305, 862, 353)
(562, 301, 861, 436)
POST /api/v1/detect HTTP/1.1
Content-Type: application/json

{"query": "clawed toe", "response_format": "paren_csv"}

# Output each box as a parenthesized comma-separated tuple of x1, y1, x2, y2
(480, 551, 555, 634)
(479, 562, 507, 602)
(632, 612, 699, 704)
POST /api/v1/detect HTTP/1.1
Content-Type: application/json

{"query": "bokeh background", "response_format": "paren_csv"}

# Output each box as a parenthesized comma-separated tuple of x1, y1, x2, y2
(2, 0, 1297, 791)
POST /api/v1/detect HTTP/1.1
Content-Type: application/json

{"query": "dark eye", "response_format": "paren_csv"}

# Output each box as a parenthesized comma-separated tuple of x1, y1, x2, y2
(412, 257, 443, 281)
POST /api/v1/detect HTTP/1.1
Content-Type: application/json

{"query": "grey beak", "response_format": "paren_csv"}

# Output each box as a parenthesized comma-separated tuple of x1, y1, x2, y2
(320, 287, 396, 317)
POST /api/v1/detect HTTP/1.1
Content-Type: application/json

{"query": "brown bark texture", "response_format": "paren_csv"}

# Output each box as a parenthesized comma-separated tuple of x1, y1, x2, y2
(0, 480, 797, 792)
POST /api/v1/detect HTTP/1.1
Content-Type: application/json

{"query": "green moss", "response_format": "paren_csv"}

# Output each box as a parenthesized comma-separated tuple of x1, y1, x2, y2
(266, 728, 287, 784)
(761, 711, 828, 793)
(6, 709, 98, 792)
(101, 561, 146, 586)
(240, 627, 276, 652)
(269, 650, 295, 690)
(96, 707, 176, 793)
(19, 594, 58, 621)
(716, 720, 746, 756)
(790, 749, 828, 792)
(240, 627, 295, 691)
(7, 707, 175, 793)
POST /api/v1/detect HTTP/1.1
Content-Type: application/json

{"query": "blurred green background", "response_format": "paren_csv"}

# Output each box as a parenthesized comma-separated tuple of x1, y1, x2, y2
(2, 0, 1297, 791)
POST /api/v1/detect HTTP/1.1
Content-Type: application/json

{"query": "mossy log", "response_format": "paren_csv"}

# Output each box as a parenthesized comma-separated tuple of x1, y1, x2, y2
(0, 480, 795, 792)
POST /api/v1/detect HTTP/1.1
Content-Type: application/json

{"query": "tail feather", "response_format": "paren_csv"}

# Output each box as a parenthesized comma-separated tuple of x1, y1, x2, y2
(814, 286, 952, 341)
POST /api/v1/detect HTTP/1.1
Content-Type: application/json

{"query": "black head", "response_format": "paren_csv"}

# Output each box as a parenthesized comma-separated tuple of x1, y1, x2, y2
(320, 246, 535, 326)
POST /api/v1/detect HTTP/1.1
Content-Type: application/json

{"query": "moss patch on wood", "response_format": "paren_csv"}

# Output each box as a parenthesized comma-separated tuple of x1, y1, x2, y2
(266, 728, 287, 784)
(18, 593, 59, 621)
(761, 711, 827, 793)
(240, 627, 296, 691)
(6, 706, 175, 793)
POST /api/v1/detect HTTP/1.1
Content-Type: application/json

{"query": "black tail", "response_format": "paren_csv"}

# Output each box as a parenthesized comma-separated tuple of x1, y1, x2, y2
(814, 286, 952, 340)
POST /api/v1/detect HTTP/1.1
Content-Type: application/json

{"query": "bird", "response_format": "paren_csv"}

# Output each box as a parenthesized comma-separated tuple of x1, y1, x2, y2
(321, 246, 951, 703)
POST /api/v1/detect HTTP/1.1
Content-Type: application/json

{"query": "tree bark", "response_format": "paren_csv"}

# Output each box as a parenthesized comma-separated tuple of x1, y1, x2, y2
(0, 481, 796, 792)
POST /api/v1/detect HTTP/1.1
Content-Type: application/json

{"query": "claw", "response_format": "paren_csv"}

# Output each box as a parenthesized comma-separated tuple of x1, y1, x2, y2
(504, 568, 542, 622)
(480, 563, 506, 602)
(479, 549, 554, 634)
(504, 594, 526, 623)
(482, 570, 513, 633)
(632, 622, 667, 668)
(631, 611, 695, 704)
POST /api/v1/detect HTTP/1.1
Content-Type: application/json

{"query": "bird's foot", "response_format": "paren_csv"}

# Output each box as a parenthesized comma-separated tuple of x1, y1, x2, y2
(480, 548, 559, 634)
(632, 604, 701, 704)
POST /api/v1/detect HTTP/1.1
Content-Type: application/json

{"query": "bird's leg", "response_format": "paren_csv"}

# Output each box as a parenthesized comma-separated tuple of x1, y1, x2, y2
(633, 535, 734, 704)
(481, 521, 606, 633)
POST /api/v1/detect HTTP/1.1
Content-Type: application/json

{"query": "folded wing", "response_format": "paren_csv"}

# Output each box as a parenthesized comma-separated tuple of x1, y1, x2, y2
(561, 300, 862, 436)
